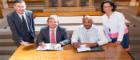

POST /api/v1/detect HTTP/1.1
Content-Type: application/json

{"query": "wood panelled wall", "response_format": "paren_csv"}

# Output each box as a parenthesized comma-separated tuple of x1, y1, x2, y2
(137, 0, 140, 16)
(0, 0, 3, 18)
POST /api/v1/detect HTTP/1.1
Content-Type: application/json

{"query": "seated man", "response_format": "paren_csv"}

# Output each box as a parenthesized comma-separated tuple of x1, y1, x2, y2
(71, 16, 108, 48)
(36, 15, 70, 47)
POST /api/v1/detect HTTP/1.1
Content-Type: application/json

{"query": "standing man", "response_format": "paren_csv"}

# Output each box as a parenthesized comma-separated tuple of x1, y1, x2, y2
(36, 15, 70, 47)
(7, 0, 35, 46)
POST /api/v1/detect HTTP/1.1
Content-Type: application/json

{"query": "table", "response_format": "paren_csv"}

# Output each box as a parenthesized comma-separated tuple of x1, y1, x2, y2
(9, 44, 132, 60)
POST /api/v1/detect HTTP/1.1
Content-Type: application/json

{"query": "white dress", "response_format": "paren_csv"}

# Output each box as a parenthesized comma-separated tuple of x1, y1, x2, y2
(102, 11, 128, 42)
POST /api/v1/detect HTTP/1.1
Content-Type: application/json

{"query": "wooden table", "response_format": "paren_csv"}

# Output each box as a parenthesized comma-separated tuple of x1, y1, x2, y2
(9, 44, 132, 60)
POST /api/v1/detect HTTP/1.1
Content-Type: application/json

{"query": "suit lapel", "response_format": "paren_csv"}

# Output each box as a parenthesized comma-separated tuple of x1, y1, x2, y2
(25, 11, 32, 32)
(56, 26, 61, 43)
(13, 11, 22, 25)
(46, 27, 50, 43)
(25, 11, 30, 26)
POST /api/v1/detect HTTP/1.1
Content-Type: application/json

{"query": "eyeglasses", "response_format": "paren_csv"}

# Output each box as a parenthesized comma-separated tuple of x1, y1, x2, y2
(16, 6, 26, 9)
(103, 6, 112, 8)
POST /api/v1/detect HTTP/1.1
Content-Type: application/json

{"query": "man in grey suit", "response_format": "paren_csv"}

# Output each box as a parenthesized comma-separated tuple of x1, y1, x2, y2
(7, 0, 35, 46)
(36, 15, 70, 47)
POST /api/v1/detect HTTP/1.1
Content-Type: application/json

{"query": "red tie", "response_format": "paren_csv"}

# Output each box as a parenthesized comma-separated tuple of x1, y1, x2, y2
(51, 29, 56, 43)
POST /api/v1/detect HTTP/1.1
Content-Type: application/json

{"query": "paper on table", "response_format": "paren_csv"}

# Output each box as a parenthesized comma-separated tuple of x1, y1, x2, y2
(36, 43, 63, 51)
(77, 44, 91, 52)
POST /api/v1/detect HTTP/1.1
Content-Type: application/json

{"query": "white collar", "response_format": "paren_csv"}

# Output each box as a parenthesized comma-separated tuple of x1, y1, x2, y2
(81, 25, 97, 31)
(17, 12, 25, 16)
(17, 12, 26, 19)
(49, 27, 57, 31)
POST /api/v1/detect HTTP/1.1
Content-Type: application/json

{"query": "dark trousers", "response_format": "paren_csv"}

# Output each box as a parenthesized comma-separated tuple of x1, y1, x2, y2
(111, 33, 129, 49)
(22, 32, 34, 43)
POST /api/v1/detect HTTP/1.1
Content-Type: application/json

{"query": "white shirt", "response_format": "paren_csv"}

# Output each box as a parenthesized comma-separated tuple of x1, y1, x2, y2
(17, 13, 30, 31)
(71, 25, 108, 46)
(102, 11, 127, 42)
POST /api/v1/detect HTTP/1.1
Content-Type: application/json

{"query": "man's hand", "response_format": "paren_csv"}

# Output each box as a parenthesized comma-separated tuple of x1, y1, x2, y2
(73, 43, 80, 48)
(20, 41, 29, 46)
(39, 42, 46, 48)
(85, 43, 98, 47)
(115, 41, 121, 45)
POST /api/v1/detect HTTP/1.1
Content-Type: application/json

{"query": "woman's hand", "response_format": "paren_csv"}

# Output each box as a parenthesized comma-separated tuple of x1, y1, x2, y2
(115, 41, 121, 45)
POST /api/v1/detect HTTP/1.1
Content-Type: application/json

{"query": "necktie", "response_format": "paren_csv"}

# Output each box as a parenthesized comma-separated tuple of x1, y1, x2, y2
(51, 29, 56, 43)
(21, 15, 29, 32)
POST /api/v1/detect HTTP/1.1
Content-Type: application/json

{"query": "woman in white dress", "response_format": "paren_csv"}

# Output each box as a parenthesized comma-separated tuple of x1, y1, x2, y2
(101, 1, 130, 51)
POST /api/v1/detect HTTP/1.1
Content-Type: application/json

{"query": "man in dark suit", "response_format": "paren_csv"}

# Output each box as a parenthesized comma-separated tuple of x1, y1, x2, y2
(36, 15, 70, 47)
(7, 0, 35, 46)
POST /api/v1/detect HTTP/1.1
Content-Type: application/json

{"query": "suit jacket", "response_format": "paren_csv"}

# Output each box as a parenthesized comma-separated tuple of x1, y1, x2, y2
(36, 26, 70, 46)
(7, 10, 35, 45)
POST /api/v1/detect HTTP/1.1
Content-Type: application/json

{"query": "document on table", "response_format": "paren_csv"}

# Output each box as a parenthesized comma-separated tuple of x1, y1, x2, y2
(36, 43, 63, 51)
(77, 44, 91, 52)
